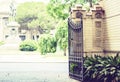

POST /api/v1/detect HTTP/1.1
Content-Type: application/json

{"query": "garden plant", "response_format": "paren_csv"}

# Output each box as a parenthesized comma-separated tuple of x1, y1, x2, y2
(83, 53, 120, 82)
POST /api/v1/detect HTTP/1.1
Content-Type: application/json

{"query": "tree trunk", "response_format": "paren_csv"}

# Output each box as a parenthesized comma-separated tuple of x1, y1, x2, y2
(89, 0, 93, 7)
(28, 29, 32, 40)
(33, 30, 37, 41)
(64, 48, 66, 56)
(30, 30, 33, 40)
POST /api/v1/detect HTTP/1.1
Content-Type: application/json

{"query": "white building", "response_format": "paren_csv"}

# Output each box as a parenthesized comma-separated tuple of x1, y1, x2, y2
(0, 0, 11, 41)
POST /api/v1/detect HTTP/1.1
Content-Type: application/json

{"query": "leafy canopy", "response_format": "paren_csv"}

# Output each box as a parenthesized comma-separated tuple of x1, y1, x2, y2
(16, 2, 56, 33)
(55, 20, 68, 50)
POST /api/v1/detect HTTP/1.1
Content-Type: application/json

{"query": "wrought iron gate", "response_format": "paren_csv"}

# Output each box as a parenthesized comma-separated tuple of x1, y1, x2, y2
(68, 14, 83, 81)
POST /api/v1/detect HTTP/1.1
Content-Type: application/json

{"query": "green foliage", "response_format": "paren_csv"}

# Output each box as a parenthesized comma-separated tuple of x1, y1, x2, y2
(19, 40, 37, 51)
(47, 0, 98, 20)
(0, 41, 4, 46)
(28, 19, 40, 28)
(38, 34, 57, 55)
(47, 0, 98, 55)
(70, 62, 78, 73)
(16, 2, 39, 27)
(55, 20, 68, 51)
(47, 0, 85, 20)
(16, 2, 56, 33)
(84, 0, 98, 4)
(83, 54, 120, 82)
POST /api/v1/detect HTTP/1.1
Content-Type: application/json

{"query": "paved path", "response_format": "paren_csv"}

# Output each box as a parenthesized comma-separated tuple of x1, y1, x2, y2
(0, 62, 79, 82)
(0, 54, 67, 63)
(0, 44, 79, 82)
(0, 56, 78, 82)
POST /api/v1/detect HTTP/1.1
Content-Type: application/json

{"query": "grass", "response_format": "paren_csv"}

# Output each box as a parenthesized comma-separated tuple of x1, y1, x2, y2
(0, 41, 4, 46)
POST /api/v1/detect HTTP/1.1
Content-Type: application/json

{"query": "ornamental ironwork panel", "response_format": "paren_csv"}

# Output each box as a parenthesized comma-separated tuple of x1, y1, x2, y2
(68, 17, 83, 81)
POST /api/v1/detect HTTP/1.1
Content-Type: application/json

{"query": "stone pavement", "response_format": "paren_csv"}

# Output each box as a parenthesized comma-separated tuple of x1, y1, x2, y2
(0, 54, 68, 63)
(0, 43, 67, 63)
(0, 62, 79, 82)
(0, 72, 79, 82)
(0, 43, 79, 82)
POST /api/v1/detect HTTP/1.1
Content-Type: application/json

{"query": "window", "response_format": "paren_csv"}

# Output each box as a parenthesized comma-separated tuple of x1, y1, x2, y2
(5, 35, 9, 38)
(95, 30, 101, 37)
(95, 13, 102, 18)
(95, 21, 101, 27)
(3, 17, 8, 25)
(11, 28, 16, 35)
(19, 35, 26, 41)
(76, 11, 82, 18)
(94, 38, 101, 47)
(37, 35, 39, 39)
(94, 21, 102, 47)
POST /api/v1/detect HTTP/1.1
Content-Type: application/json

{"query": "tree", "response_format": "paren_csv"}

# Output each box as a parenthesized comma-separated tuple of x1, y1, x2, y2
(47, 0, 85, 55)
(38, 34, 57, 55)
(84, 0, 98, 7)
(47, 0, 85, 20)
(16, 2, 56, 36)
(9, 0, 17, 21)
(47, 0, 98, 20)
(47, 0, 98, 55)
(55, 20, 68, 56)
(27, 19, 40, 40)
(16, 2, 38, 28)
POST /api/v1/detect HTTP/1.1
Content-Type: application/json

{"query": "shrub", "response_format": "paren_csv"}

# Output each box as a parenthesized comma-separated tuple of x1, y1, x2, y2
(19, 40, 37, 51)
(55, 21, 68, 56)
(38, 34, 57, 55)
(83, 54, 120, 82)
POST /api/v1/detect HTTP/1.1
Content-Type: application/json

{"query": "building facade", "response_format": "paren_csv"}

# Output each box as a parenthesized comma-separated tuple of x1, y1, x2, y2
(102, 0, 120, 55)
(0, 12, 40, 42)
(68, 0, 120, 57)
(0, 12, 9, 41)
(0, 0, 41, 42)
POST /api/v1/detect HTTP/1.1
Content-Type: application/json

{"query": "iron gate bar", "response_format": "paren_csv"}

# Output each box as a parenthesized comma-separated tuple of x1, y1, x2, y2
(68, 17, 83, 82)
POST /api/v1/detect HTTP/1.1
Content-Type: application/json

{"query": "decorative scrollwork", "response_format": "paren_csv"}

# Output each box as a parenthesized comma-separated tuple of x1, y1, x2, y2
(68, 18, 82, 31)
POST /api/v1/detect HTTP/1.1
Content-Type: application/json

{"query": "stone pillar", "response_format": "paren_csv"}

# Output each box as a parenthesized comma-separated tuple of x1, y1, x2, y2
(6, 21, 21, 44)
(82, 4, 105, 56)
(69, 4, 105, 56)
(68, 4, 105, 82)
(92, 5, 104, 53)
